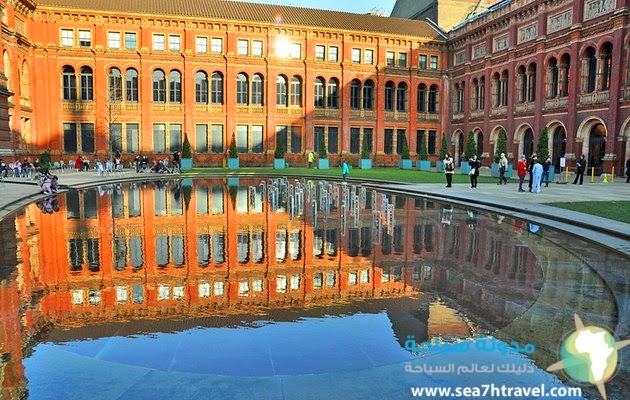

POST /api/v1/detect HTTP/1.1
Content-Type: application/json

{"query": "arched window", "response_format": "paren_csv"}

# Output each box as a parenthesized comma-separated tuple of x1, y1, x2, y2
(527, 63, 536, 102)
(20, 61, 30, 100)
(327, 78, 339, 109)
(417, 83, 426, 112)
(195, 71, 208, 104)
(517, 66, 527, 103)
(251, 74, 263, 106)
(428, 84, 438, 113)
(384, 81, 395, 111)
(588, 123, 606, 175)
(314, 77, 325, 108)
(350, 79, 361, 109)
(584, 47, 597, 93)
(62, 66, 76, 101)
(125, 68, 139, 102)
(290, 76, 302, 107)
(211, 72, 224, 105)
(109, 67, 122, 102)
(559, 54, 570, 97)
(476, 132, 484, 157)
(396, 82, 407, 112)
(552, 126, 566, 169)
(169, 70, 182, 103)
(471, 78, 478, 110)
(80, 66, 93, 101)
(548, 58, 559, 98)
(600, 42, 612, 91)
(492, 72, 501, 107)
(478, 76, 485, 109)
(152, 69, 166, 102)
(500, 70, 509, 106)
(236, 73, 248, 105)
(363, 80, 374, 110)
(275, 75, 287, 106)
(523, 128, 534, 158)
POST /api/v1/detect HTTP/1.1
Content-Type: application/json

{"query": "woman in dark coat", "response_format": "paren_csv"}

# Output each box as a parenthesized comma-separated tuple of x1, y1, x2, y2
(468, 155, 481, 188)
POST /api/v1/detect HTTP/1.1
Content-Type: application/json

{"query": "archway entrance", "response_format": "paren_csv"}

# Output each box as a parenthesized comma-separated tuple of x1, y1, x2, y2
(523, 128, 534, 158)
(588, 123, 606, 176)
(552, 126, 566, 170)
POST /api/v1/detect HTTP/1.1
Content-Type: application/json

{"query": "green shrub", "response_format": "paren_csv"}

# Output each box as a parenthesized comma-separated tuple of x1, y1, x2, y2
(464, 131, 477, 160)
(228, 134, 238, 158)
(401, 135, 410, 160)
(274, 139, 285, 159)
(494, 128, 507, 163)
(361, 134, 371, 159)
(537, 127, 549, 161)
(419, 134, 428, 160)
(182, 134, 192, 158)
(318, 134, 327, 159)
(439, 133, 448, 160)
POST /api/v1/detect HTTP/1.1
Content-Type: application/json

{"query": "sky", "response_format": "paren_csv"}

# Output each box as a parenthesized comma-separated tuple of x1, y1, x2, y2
(236, 0, 399, 15)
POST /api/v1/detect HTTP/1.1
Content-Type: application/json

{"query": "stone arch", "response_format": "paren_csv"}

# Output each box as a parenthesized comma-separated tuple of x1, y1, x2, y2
(513, 123, 534, 158)
(451, 129, 464, 164)
(489, 125, 509, 160)
(576, 117, 608, 174)
(620, 117, 630, 166)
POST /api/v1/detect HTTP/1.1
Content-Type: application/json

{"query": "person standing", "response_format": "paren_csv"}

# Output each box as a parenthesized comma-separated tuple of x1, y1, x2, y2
(527, 154, 537, 192)
(498, 152, 508, 185)
(531, 160, 543, 193)
(172, 151, 181, 173)
(468, 155, 481, 188)
(572, 154, 586, 185)
(517, 155, 527, 192)
(341, 159, 349, 181)
(542, 157, 552, 187)
(625, 158, 630, 183)
(443, 152, 454, 188)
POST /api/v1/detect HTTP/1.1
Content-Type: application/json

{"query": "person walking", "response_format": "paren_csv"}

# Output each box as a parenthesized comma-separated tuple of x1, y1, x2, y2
(572, 154, 586, 184)
(341, 159, 349, 181)
(443, 152, 454, 187)
(517, 154, 527, 192)
(531, 160, 543, 193)
(468, 155, 481, 188)
(542, 157, 552, 187)
(498, 152, 508, 185)
(308, 151, 314, 168)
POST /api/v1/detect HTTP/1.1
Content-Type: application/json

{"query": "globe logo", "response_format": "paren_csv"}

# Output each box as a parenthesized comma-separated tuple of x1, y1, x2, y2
(547, 314, 630, 400)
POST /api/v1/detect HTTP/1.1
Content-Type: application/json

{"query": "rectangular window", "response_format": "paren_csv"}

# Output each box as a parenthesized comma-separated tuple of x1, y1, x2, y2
(196, 37, 208, 53)
(329, 46, 338, 61)
(364, 128, 373, 153)
(276, 126, 287, 156)
(81, 123, 95, 153)
(153, 123, 166, 153)
(350, 127, 360, 154)
(110, 123, 122, 153)
(398, 52, 407, 68)
(126, 123, 139, 153)
(153, 34, 165, 51)
(352, 48, 361, 63)
(418, 54, 427, 69)
(169, 35, 181, 52)
(315, 45, 325, 60)
(415, 129, 425, 154)
(384, 128, 394, 154)
(169, 124, 182, 153)
(291, 43, 301, 59)
(196, 124, 208, 153)
(125, 32, 137, 50)
(364, 49, 374, 65)
(396, 129, 406, 155)
(61, 29, 74, 47)
(386, 51, 395, 66)
(63, 122, 77, 153)
(108, 31, 121, 49)
(211, 37, 223, 53)
(430, 55, 438, 69)
(236, 125, 249, 153)
(314, 126, 324, 154)
(252, 40, 263, 56)
(290, 126, 302, 154)
(211, 124, 223, 153)
(428, 130, 437, 155)
(327, 126, 339, 154)
(79, 30, 91, 47)
(252, 125, 263, 153)
(237, 39, 249, 55)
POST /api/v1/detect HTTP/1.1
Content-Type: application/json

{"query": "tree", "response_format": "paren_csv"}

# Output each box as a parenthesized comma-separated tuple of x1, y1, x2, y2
(464, 131, 477, 160)
(419, 133, 428, 160)
(494, 128, 507, 163)
(228, 133, 238, 158)
(318, 133, 327, 159)
(537, 127, 549, 161)
(274, 139, 285, 159)
(182, 133, 192, 158)
(401, 135, 410, 160)
(439, 133, 448, 160)
(361, 134, 371, 159)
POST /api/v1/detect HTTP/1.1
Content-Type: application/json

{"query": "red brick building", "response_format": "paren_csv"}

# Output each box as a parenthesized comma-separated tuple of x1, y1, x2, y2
(0, 0, 447, 167)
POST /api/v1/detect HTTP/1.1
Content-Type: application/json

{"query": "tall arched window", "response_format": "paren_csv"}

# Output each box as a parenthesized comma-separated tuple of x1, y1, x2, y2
(314, 77, 325, 108)
(169, 70, 182, 103)
(384, 81, 395, 111)
(517, 66, 527, 103)
(492, 72, 501, 106)
(527, 63, 536, 102)
(350, 79, 361, 109)
(152, 69, 166, 102)
(500, 70, 509, 106)
(80, 66, 93, 101)
(552, 126, 566, 169)
(417, 83, 426, 112)
(471, 78, 478, 110)
(428, 84, 438, 113)
(290, 76, 302, 107)
(363, 80, 374, 110)
(584, 47, 597, 93)
(478, 76, 485, 109)
(125, 68, 139, 102)
(251, 74, 263, 106)
(548, 58, 559, 98)
(559, 54, 570, 97)
(600, 42, 612, 91)
(109, 67, 122, 102)
(523, 128, 534, 158)
(276, 75, 287, 106)
(588, 123, 606, 174)
(211, 72, 224, 105)
(236, 73, 248, 105)
(396, 82, 407, 112)
(476, 132, 484, 156)
(195, 71, 208, 104)
(62, 66, 77, 101)
(327, 78, 339, 109)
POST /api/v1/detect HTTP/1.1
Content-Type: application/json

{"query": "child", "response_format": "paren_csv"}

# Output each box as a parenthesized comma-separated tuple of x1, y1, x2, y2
(41, 176, 52, 194)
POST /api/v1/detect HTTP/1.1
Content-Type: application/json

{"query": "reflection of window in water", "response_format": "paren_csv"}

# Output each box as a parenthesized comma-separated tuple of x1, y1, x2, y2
(114, 238, 126, 270)
(212, 233, 225, 264)
(252, 279, 263, 293)
(88, 289, 101, 305)
(238, 281, 250, 297)
(84, 190, 98, 219)
(393, 267, 402, 281)
(128, 186, 141, 217)
(348, 228, 359, 256)
(381, 230, 391, 255)
(290, 275, 300, 290)
(394, 226, 404, 254)
(130, 237, 143, 269)
(196, 186, 209, 214)
(252, 231, 264, 263)
(72, 289, 84, 305)
(172, 236, 185, 266)
(214, 282, 225, 296)
(276, 275, 287, 293)
(360, 227, 371, 256)
(237, 232, 249, 263)
(449, 225, 459, 254)
(423, 265, 432, 280)
(173, 286, 185, 300)
(154, 189, 167, 216)
(237, 186, 249, 213)
(116, 286, 128, 304)
(326, 272, 336, 288)
(325, 229, 337, 256)
(87, 238, 100, 271)
(66, 191, 80, 219)
(413, 225, 422, 254)
(485, 238, 502, 272)
(360, 270, 369, 283)
(197, 234, 210, 266)
(395, 196, 406, 209)
(381, 269, 390, 283)
(413, 266, 421, 280)
(314, 272, 323, 289)
(289, 230, 301, 260)
(251, 189, 263, 214)
(349, 272, 358, 286)
(156, 236, 169, 267)
(171, 187, 183, 215)
(510, 246, 527, 281)
(424, 225, 433, 252)
(465, 231, 479, 262)
(211, 187, 224, 214)
(69, 239, 84, 271)
(112, 190, 124, 218)
(132, 285, 144, 304)
(313, 229, 323, 258)
(276, 230, 287, 262)
(158, 284, 170, 300)
(199, 281, 211, 298)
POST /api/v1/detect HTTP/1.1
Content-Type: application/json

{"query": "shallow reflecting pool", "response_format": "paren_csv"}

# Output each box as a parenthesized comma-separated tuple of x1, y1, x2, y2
(1, 177, 627, 399)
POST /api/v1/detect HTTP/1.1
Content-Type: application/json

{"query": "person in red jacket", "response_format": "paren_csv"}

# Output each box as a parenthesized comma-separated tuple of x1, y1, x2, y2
(517, 154, 528, 192)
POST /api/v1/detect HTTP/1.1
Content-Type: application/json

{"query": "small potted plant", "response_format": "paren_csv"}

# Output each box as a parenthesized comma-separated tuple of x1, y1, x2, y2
(359, 134, 372, 169)
(227, 133, 239, 169)
(274, 139, 285, 169)
(318, 134, 329, 169)
(180, 133, 193, 171)
(399, 135, 412, 169)
(416, 134, 431, 171)
(436, 133, 448, 172)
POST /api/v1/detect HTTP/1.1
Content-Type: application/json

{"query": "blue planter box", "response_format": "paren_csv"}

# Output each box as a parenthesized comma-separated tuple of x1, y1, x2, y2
(318, 159, 330, 169)
(460, 162, 471, 175)
(490, 163, 513, 178)
(399, 159, 412, 169)
(180, 158, 193, 171)
(274, 159, 285, 169)
(227, 158, 239, 169)
(359, 159, 372, 169)
(227, 177, 240, 186)
(416, 160, 431, 171)
(436, 160, 445, 172)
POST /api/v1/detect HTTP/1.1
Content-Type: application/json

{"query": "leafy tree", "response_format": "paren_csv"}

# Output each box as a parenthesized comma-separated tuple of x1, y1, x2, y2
(537, 127, 549, 161)
(401, 135, 410, 160)
(361, 134, 371, 159)
(494, 128, 507, 163)
(228, 133, 238, 158)
(274, 139, 285, 159)
(318, 134, 327, 159)
(419, 134, 428, 160)
(464, 131, 477, 160)
(438, 133, 448, 160)
(182, 134, 192, 158)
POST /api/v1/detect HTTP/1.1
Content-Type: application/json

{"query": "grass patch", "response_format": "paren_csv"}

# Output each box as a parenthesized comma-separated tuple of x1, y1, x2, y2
(544, 201, 630, 223)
